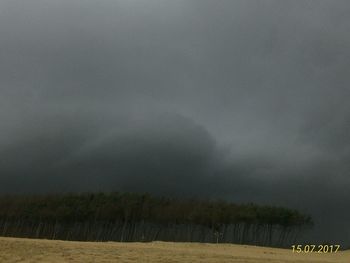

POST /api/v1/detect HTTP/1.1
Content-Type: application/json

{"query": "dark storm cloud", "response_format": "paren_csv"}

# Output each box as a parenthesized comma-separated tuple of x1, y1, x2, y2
(1, 0, 350, 243)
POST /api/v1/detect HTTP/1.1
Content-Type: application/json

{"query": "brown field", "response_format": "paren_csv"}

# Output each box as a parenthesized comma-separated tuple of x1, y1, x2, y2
(0, 237, 349, 263)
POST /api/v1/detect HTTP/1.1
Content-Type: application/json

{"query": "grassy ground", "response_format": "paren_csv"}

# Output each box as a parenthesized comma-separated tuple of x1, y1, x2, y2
(0, 237, 349, 263)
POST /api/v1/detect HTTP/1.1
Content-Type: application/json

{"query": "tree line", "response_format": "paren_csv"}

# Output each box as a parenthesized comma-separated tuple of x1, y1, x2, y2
(0, 192, 313, 247)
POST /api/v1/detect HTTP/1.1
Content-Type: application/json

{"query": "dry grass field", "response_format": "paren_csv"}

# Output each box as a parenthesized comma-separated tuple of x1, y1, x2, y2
(0, 237, 349, 263)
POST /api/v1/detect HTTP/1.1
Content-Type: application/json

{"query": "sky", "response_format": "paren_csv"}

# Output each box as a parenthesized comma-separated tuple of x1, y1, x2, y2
(0, 0, 350, 244)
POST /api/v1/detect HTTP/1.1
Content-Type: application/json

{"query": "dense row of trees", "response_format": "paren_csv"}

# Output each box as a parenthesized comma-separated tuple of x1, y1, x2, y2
(0, 192, 313, 247)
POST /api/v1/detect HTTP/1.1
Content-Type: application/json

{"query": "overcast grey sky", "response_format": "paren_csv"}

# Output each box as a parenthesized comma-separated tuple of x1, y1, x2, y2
(0, 0, 350, 243)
